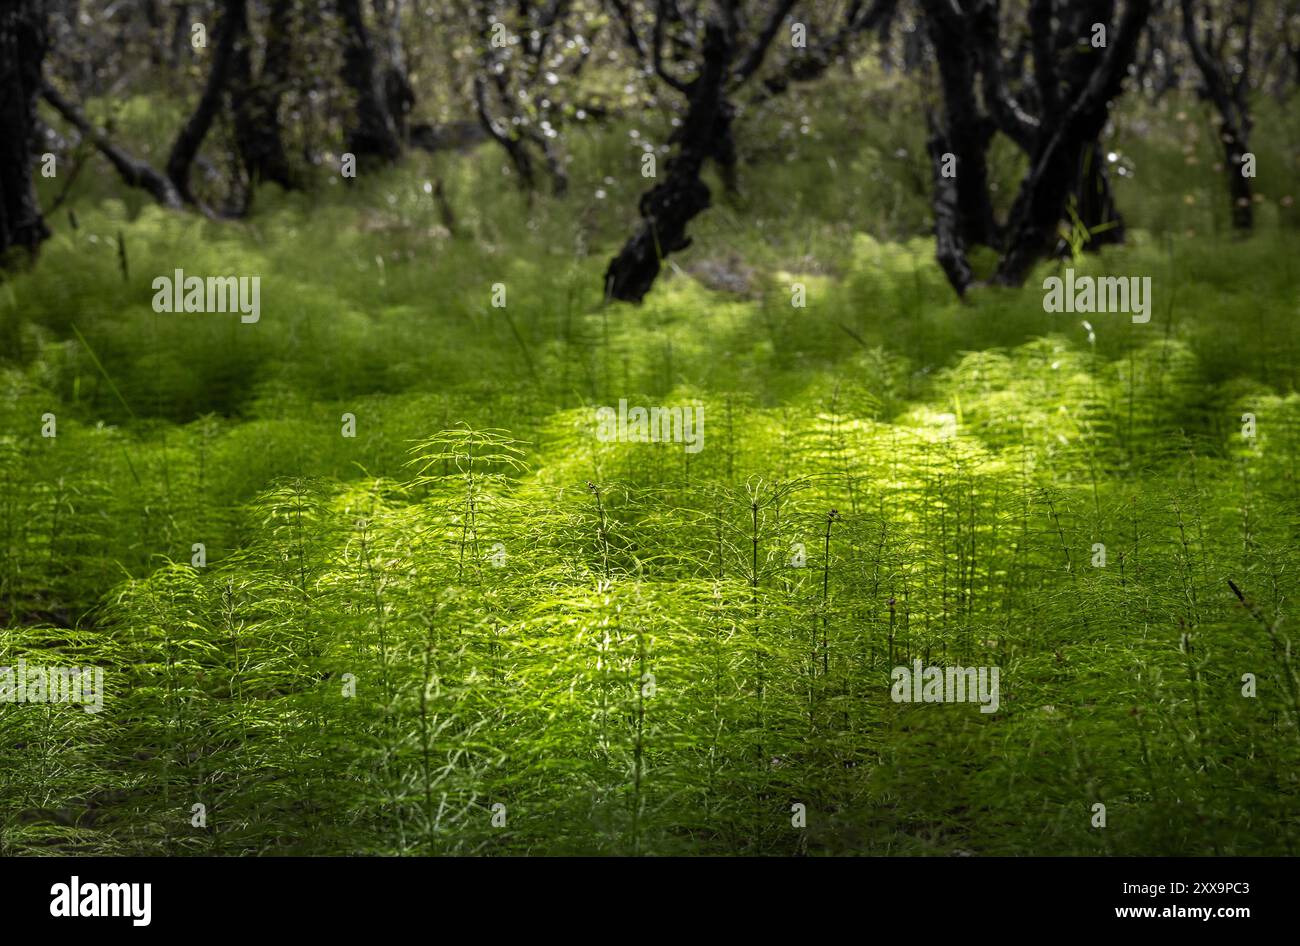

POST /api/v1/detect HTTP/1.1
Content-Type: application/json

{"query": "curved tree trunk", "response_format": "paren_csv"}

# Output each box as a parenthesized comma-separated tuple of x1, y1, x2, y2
(1180, 0, 1255, 231)
(994, 0, 1152, 286)
(0, 0, 51, 269)
(170, 3, 193, 69)
(167, 0, 247, 206)
(473, 73, 537, 192)
(604, 21, 735, 303)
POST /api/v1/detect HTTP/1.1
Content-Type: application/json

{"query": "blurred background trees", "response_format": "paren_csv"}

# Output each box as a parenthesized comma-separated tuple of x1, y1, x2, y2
(3, 0, 1298, 294)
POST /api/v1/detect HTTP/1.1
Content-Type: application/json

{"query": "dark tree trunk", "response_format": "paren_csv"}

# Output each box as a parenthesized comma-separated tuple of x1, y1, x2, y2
(902, 17, 926, 71)
(994, 0, 1152, 286)
(471, 0, 572, 197)
(922, 0, 1147, 295)
(536, 133, 570, 197)
(171, 4, 192, 68)
(1072, 139, 1126, 247)
(920, 0, 998, 248)
(759, 0, 894, 98)
(143, 0, 165, 67)
(337, 0, 402, 164)
(166, 0, 247, 206)
(604, 21, 735, 303)
(927, 121, 974, 296)
(1221, 125, 1254, 229)
(1056, 0, 1127, 249)
(384, 66, 415, 146)
(603, 0, 841, 300)
(473, 74, 537, 192)
(971, 2, 1038, 150)
(1134, 0, 1178, 98)
(1180, 0, 1255, 231)
(374, 0, 414, 146)
(0, 0, 51, 269)
(232, 0, 296, 190)
(42, 84, 183, 208)
(707, 97, 738, 195)
(877, 0, 898, 72)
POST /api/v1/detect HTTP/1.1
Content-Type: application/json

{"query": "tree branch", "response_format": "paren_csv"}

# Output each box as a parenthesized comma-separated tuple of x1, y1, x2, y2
(42, 82, 182, 208)
(653, 0, 693, 92)
(732, 0, 799, 85)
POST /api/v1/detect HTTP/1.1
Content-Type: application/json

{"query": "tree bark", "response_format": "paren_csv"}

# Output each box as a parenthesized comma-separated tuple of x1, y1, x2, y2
(0, 0, 51, 269)
(606, 0, 879, 300)
(1072, 138, 1126, 247)
(1057, 0, 1126, 247)
(927, 120, 975, 296)
(971, 0, 1039, 153)
(604, 20, 735, 303)
(171, 4, 193, 68)
(1180, 0, 1255, 230)
(994, 0, 1152, 285)
(759, 0, 895, 97)
(374, 0, 414, 146)
(473, 73, 537, 192)
(337, 0, 402, 164)
(166, 0, 247, 206)
(231, 0, 296, 191)
(920, 0, 999, 248)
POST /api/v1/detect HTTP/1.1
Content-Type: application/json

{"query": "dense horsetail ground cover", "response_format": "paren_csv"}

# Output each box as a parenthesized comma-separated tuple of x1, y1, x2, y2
(3, 76, 1300, 857)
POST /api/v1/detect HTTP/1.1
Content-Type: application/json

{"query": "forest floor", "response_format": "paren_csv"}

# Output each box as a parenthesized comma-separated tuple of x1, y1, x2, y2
(2, 84, 1300, 854)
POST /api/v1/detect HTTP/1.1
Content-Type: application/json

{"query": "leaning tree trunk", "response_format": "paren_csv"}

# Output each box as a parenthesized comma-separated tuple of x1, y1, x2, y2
(997, 120, 1117, 286)
(338, 0, 402, 164)
(473, 73, 537, 192)
(0, 0, 51, 269)
(167, 0, 247, 206)
(604, 22, 735, 303)
(1180, 0, 1254, 231)
(994, 0, 1152, 286)
(42, 84, 182, 208)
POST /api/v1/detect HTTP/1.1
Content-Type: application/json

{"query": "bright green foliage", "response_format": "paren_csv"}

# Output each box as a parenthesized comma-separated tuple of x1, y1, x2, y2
(2, 82, 1299, 855)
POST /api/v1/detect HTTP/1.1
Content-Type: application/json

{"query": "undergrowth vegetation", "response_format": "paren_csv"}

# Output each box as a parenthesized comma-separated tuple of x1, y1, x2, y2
(2, 78, 1299, 855)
